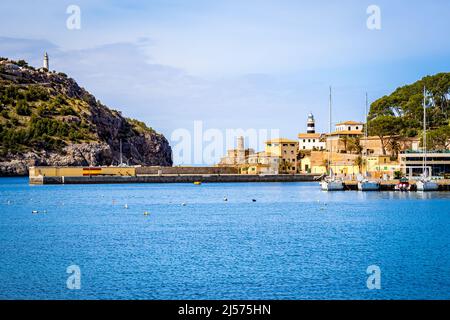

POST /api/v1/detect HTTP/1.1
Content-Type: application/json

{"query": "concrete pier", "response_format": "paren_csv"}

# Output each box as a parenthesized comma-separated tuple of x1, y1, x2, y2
(29, 174, 321, 185)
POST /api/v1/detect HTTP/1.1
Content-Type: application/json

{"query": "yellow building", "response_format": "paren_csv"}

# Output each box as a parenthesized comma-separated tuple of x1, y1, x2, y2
(299, 151, 327, 174)
(245, 151, 279, 175)
(363, 155, 401, 178)
(265, 138, 299, 174)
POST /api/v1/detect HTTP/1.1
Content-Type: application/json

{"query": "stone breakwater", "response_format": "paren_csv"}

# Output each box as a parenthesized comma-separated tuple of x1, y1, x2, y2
(30, 174, 321, 184)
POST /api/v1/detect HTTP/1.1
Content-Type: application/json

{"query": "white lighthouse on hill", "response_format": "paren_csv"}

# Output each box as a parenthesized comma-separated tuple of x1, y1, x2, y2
(43, 52, 49, 70)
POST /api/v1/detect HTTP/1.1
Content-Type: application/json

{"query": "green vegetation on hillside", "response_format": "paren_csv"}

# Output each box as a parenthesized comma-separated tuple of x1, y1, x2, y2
(0, 84, 93, 155)
(368, 73, 450, 155)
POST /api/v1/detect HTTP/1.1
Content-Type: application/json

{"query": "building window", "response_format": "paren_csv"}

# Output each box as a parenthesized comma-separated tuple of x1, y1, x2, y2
(283, 144, 288, 147)
(303, 139, 306, 142)
(348, 126, 351, 131)
(356, 126, 359, 130)
(312, 139, 315, 142)
(303, 146, 305, 149)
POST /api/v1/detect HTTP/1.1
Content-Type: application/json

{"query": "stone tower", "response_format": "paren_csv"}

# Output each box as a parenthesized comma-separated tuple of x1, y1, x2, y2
(43, 52, 49, 70)
(236, 136, 245, 164)
(307, 112, 315, 134)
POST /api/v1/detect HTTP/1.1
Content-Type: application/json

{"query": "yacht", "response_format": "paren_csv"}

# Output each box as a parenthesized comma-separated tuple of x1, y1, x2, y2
(395, 177, 411, 191)
(358, 179, 380, 191)
(416, 179, 438, 191)
(321, 176, 344, 191)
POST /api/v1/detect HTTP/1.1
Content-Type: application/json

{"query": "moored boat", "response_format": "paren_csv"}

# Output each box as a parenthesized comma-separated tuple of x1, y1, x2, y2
(320, 178, 344, 191)
(395, 177, 411, 191)
(416, 179, 439, 191)
(358, 179, 380, 191)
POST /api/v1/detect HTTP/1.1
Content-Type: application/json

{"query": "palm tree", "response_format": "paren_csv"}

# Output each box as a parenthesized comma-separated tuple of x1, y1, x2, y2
(354, 156, 365, 173)
(341, 135, 349, 153)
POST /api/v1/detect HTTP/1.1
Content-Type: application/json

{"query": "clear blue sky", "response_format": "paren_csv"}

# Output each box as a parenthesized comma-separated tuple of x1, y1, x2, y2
(1, 0, 449, 163)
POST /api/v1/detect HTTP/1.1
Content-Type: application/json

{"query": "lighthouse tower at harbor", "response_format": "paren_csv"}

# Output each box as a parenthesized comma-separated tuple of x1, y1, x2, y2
(43, 52, 49, 70)
(298, 112, 326, 151)
(306, 112, 315, 133)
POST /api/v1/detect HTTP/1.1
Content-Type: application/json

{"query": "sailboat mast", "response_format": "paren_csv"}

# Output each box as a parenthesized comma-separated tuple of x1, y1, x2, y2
(423, 86, 427, 176)
(365, 92, 369, 176)
(365, 92, 368, 141)
(328, 86, 332, 176)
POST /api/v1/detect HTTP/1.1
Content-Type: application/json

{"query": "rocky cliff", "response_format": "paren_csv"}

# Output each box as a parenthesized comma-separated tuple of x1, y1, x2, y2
(0, 58, 172, 176)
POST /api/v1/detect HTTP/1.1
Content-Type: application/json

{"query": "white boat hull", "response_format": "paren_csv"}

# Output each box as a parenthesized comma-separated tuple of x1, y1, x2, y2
(358, 181, 380, 191)
(416, 180, 439, 191)
(320, 180, 344, 191)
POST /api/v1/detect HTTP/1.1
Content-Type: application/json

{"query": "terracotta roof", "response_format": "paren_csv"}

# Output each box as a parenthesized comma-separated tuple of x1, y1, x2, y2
(297, 133, 322, 138)
(328, 130, 364, 136)
(336, 120, 364, 126)
(265, 138, 298, 144)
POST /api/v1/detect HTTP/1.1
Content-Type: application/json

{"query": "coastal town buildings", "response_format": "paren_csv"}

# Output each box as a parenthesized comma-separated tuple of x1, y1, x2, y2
(335, 120, 363, 132)
(399, 151, 450, 177)
(244, 152, 280, 175)
(218, 136, 255, 167)
(265, 138, 299, 174)
(326, 121, 364, 154)
(298, 133, 325, 150)
(363, 155, 401, 178)
(216, 113, 449, 178)
(360, 136, 420, 156)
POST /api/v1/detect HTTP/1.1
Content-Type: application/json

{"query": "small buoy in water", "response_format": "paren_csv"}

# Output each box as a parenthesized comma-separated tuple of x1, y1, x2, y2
(7, 200, 11, 205)
(124, 204, 129, 209)
(252, 199, 256, 202)
(223, 196, 228, 202)
(181, 202, 186, 206)
(194, 181, 202, 185)
(32, 210, 38, 214)
(42, 210, 47, 214)
(144, 211, 150, 216)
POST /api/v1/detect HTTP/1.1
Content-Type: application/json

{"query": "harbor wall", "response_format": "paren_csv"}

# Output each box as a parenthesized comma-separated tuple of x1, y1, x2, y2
(29, 166, 136, 177)
(135, 166, 239, 175)
(30, 174, 320, 185)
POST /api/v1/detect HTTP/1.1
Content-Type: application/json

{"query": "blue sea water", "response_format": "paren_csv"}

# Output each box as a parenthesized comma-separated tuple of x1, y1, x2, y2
(0, 177, 449, 300)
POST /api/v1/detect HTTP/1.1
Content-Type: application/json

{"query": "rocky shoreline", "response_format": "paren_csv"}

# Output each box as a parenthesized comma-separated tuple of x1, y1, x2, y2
(0, 58, 172, 176)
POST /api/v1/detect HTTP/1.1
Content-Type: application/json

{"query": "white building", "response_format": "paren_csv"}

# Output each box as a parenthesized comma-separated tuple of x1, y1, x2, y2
(335, 121, 363, 132)
(298, 133, 325, 150)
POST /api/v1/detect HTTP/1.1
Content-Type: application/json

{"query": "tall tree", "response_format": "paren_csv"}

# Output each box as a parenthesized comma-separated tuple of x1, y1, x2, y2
(368, 115, 404, 155)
